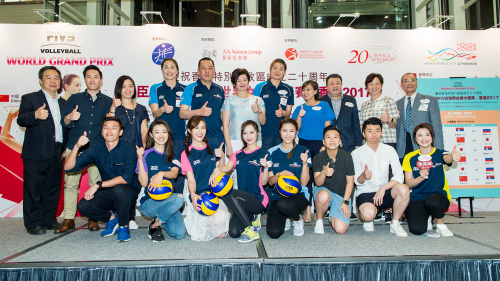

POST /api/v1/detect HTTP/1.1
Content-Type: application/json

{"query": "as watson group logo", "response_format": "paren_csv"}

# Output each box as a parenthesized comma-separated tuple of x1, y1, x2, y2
(152, 43, 175, 65)
(285, 48, 323, 60)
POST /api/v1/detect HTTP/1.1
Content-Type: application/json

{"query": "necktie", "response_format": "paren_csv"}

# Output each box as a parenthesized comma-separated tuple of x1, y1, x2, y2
(405, 97, 412, 133)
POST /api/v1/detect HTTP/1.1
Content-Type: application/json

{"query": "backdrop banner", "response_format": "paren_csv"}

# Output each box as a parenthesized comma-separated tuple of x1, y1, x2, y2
(1, 24, 499, 217)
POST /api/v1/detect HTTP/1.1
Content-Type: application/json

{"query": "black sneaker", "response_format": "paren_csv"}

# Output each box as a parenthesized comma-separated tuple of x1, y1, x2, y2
(148, 221, 165, 242)
(373, 211, 385, 222)
(385, 211, 393, 224)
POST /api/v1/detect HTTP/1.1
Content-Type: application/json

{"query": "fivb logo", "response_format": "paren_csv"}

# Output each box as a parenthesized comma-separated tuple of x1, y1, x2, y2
(47, 31, 75, 43)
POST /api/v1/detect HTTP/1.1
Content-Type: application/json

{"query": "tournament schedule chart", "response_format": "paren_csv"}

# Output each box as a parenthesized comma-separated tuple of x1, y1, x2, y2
(419, 78, 500, 198)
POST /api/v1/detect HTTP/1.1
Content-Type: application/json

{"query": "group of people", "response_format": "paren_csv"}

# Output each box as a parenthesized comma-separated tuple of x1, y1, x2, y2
(17, 56, 459, 244)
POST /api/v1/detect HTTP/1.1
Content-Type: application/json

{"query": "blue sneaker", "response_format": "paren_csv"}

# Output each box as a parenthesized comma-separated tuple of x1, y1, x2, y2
(117, 226, 131, 242)
(101, 213, 119, 237)
(238, 226, 260, 243)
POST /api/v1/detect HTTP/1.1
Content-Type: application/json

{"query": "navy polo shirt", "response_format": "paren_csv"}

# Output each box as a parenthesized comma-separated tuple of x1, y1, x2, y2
(65, 140, 137, 185)
(180, 79, 225, 139)
(229, 147, 270, 207)
(181, 144, 217, 201)
(136, 147, 181, 204)
(62, 91, 113, 149)
(267, 144, 312, 201)
(149, 81, 186, 139)
(253, 80, 294, 136)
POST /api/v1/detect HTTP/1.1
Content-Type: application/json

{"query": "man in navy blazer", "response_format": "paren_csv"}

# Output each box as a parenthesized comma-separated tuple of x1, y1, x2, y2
(17, 66, 67, 235)
(395, 73, 444, 160)
(319, 74, 362, 152)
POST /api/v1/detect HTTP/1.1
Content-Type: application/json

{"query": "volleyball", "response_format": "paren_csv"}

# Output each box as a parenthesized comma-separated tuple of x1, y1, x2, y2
(210, 173, 233, 197)
(276, 175, 300, 197)
(148, 179, 173, 201)
(196, 191, 220, 216)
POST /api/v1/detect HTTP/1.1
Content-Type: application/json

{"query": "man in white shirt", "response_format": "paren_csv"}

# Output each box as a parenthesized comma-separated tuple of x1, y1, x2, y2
(352, 117, 410, 237)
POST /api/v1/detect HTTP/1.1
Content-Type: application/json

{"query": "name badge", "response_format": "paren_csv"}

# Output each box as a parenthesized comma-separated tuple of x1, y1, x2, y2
(280, 98, 287, 106)
(196, 94, 203, 98)
(176, 91, 183, 96)
(374, 102, 385, 111)
(421, 99, 430, 104)
(345, 102, 354, 107)
(418, 104, 429, 111)
(312, 106, 321, 111)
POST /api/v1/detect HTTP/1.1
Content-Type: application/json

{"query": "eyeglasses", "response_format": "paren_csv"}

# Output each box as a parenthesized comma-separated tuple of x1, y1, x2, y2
(403, 79, 416, 83)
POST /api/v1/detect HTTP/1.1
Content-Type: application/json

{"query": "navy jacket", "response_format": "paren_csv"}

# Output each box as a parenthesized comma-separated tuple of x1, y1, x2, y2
(319, 94, 362, 152)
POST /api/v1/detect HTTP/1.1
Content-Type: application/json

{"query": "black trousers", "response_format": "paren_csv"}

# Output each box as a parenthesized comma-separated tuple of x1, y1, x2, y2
(266, 194, 308, 239)
(78, 184, 134, 226)
(222, 190, 266, 238)
(407, 193, 450, 235)
(22, 143, 63, 230)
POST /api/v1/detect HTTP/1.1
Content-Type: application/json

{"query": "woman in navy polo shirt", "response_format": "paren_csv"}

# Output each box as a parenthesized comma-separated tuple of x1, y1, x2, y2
(136, 119, 186, 242)
(292, 80, 335, 222)
(210, 120, 269, 243)
(181, 116, 230, 241)
(109, 75, 149, 229)
(267, 118, 311, 238)
(403, 123, 460, 237)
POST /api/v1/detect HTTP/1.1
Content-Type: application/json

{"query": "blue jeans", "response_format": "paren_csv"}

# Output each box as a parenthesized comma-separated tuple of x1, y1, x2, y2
(139, 193, 186, 240)
(173, 138, 187, 194)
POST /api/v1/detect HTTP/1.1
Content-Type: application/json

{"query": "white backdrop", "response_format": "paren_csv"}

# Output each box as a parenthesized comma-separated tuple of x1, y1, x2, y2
(1, 24, 499, 217)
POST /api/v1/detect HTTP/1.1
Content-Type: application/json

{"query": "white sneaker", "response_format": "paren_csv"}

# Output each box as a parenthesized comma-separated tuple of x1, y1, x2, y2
(293, 217, 305, 236)
(284, 219, 291, 231)
(314, 220, 324, 234)
(390, 220, 408, 237)
(129, 220, 139, 230)
(436, 224, 454, 237)
(427, 217, 433, 231)
(363, 221, 374, 232)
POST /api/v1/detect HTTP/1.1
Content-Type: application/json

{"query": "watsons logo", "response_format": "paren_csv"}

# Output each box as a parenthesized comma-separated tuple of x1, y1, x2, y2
(41, 31, 81, 54)
(152, 43, 175, 65)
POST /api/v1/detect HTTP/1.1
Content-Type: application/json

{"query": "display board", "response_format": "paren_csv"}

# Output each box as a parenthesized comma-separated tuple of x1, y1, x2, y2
(418, 78, 500, 198)
(1, 24, 499, 217)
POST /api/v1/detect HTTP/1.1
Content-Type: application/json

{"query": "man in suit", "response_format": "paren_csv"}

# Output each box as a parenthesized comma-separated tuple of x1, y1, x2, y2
(395, 73, 444, 160)
(319, 74, 362, 152)
(17, 66, 66, 235)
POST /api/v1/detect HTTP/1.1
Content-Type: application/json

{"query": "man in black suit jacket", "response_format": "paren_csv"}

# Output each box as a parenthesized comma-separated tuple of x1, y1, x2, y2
(17, 66, 66, 235)
(319, 74, 362, 152)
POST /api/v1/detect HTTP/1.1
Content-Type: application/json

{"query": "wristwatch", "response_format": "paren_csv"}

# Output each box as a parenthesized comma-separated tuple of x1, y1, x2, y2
(342, 200, 349, 205)
(96, 181, 102, 190)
